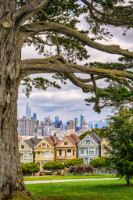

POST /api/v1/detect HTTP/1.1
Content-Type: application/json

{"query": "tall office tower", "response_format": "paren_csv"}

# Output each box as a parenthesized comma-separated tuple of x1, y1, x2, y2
(26, 102, 31, 119)
(70, 120, 75, 134)
(45, 117, 49, 123)
(55, 116, 59, 122)
(33, 113, 37, 120)
(80, 114, 85, 128)
(18, 118, 35, 136)
(74, 118, 80, 131)
(74, 118, 78, 129)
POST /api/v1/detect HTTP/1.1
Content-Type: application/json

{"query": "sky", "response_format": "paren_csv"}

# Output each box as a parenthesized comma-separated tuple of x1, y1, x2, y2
(17, 13, 133, 123)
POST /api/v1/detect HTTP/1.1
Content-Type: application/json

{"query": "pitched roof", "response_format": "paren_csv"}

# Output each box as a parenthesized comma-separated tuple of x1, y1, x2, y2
(24, 137, 41, 149)
(66, 134, 81, 146)
(45, 135, 60, 148)
(89, 132, 101, 144)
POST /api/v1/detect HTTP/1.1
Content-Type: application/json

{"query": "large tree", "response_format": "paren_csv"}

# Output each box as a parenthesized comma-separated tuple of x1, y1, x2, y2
(0, 0, 133, 199)
(105, 107, 133, 186)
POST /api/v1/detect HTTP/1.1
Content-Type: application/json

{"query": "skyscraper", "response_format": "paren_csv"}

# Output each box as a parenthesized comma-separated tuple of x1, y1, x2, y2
(80, 114, 85, 128)
(70, 120, 75, 134)
(74, 118, 80, 131)
(55, 116, 59, 122)
(33, 113, 37, 120)
(26, 102, 31, 119)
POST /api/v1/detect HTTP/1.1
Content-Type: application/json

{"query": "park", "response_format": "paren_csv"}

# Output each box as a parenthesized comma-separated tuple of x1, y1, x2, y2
(0, 0, 133, 199)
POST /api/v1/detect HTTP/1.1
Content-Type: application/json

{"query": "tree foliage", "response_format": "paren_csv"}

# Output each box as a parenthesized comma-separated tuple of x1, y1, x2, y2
(90, 157, 110, 170)
(1, 0, 132, 112)
(21, 162, 40, 175)
(43, 161, 64, 173)
(64, 158, 83, 168)
(105, 107, 133, 186)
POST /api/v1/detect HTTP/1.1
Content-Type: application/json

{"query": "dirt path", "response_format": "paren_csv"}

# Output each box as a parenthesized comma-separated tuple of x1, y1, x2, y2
(25, 178, 119, 184)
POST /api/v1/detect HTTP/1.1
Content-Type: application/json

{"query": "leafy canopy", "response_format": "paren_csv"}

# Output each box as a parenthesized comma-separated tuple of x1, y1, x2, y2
(105, 107, 133, 185)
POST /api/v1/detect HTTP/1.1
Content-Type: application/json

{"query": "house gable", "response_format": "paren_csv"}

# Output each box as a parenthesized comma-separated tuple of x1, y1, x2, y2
(79, 135, 98, 146)
(35, 138, 53, 149)
(56, 137, 75, 148)
(19, 140, 32, 152)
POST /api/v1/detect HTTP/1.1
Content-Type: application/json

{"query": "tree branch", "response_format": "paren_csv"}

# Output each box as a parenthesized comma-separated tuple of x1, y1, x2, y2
(14, 0, 51, 20)
(20, 22, 133, 58)
(64, 72, 104, 93)
(20, 56, 133, 83)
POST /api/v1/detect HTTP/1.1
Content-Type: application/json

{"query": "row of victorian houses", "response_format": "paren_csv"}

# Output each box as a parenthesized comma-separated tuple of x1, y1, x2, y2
(19, 132, 107, 171)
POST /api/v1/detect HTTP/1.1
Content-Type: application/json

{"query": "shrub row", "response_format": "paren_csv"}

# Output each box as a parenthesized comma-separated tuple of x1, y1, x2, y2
(69, 165, 94, 174)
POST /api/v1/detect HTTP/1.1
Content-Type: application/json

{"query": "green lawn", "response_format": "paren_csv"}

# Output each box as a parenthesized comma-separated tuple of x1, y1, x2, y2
(26, 179, 133, 200)
(24, 174, 116, 181)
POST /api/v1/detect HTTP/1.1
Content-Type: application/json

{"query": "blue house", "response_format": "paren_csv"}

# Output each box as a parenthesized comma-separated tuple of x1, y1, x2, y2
(78, 132, 101, 165)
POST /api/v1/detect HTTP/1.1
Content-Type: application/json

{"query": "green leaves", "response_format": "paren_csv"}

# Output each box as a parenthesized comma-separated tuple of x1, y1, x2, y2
(43, 161, 64, 171)
(105, 107, 133, 185)
(22, 76, 61, 97)
(21, 162, 40, 175)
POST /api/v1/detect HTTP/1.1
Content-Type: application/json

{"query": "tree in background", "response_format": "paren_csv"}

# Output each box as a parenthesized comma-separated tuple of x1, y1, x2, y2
(79, 128, 107, 140)
(64, 158, 83, 168)
(0, 0, 133, 198)
(21, 162, 40, 176)
(105, 107, 133, 186)
(43, 161, 64, 175)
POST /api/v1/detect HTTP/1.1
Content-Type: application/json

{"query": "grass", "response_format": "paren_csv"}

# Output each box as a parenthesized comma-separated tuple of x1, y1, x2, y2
(26, 179, 133, 200)
(24, 174, 116, 181)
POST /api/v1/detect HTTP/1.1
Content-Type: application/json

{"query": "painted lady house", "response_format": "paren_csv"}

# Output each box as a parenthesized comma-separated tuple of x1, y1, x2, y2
(34, 135, 60, 170)
(78, 132, 101, 165)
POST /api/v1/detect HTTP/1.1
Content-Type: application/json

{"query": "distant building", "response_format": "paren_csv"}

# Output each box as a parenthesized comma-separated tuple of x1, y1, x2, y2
(70, 120, 75, 134)
(92, 122, 98, 129)
(77, 121, 89, 136)
(55, 116, 59, 123)
(26, 102, 31, 119)
(74, 118, 80, 132)
(18, 118, 35, 136)
(33, 113, 37, 120)
(80, 114, 85, 128)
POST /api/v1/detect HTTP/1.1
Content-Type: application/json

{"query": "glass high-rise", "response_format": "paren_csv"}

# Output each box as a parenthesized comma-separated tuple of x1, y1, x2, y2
(26, 102, 31, 119)
(80, 114, 85, 128)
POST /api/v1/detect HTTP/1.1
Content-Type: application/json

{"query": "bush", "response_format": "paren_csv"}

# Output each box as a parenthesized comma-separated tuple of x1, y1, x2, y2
(21, 162, 40, 175)
(69, 165, 94, 175)
(90, 157, 111, 172)
(43, 161, 64, 174)
(64, 158, 83, 168)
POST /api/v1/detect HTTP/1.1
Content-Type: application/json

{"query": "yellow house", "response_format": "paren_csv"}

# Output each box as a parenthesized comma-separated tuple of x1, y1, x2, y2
(101, 138, 110, 157)
(34, 135, 60, 171)
(55, 134, 81, 162)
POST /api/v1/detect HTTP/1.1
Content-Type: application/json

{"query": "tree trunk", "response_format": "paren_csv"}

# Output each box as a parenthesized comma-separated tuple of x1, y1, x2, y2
(0, 85, 25, 200)
(0, 6, 25, 196)
(126, 175, 131, 186)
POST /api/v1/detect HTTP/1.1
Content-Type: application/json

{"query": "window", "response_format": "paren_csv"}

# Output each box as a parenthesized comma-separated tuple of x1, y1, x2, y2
(89, 148, 94, 155)
(24, 153, 29, 160)
(81, 149, 84, 155)
(95, 148, 98, 154)
(43, 151, 49, 158)
(42, 143, 46, 147)
(37, 151, 41, 158)
(64, 142, 67, 145)
(73, 150, 75, 156)
(86, 140, 90, 144)
(59, 150, 62, 156)
(87, 149, 88, 155)
(67, 149, 71, 156)
(21, 145, 24, 149)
